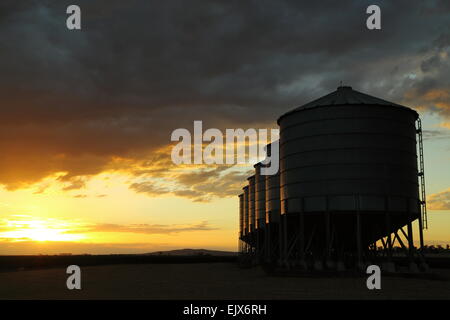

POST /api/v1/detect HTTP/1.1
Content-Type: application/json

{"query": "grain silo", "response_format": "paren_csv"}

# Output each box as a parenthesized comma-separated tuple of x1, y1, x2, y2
(238, 193, 244, 254)
(242, 186, 249, 236)
(247, 175, 256, 233)
(239, 193, 244, 237)
(265, 142, 281, 225)
(254, 163, 266, 260)
(254, 163, 266, 229)
(264, 142, 281, 263)
(240, 185, 249, 255)
(277, 86, 427, 270)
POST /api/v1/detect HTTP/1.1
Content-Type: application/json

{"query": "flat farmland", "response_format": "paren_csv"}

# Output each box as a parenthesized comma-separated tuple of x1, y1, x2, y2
(0, 263, 449, 300)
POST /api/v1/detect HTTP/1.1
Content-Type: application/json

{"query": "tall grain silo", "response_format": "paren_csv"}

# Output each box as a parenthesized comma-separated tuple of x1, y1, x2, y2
(265, 143, 281, 225)
(247, 175, 256, 233)
(254, 163, 266, 260)
(254, 163, 266, 229)
(277, 86, 427, 270)
(240, 185, 249, 256)
(239, 193, 244, 237)
(243, 186, 249, 236)
(265, 172, 281, 224)
(264, 142, 281, 263)
(238, 193, 244, 254)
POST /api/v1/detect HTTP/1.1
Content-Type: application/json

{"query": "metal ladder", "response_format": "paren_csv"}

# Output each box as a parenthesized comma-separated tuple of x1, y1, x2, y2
(416, 118, 428, 229)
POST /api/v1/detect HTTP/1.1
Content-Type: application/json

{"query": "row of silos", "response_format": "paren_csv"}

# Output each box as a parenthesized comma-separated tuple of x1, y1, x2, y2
(239, 145, 281, 262)
(238, 86, 427, 271)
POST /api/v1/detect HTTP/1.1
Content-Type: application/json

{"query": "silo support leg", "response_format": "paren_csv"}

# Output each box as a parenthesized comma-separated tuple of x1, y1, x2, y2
(405, 223, 414, 259)
(381, 237, 390, 261)
(324, 212, 334, 269)
(256, 230, 260, 262)
(278, 222, 283, 265)
(417, 202, 425, 249)
(406, 222, 418, 273)
(305, 225, 316, 253)
(325, 212, 330, 257)
(385, 212, 393, 262)
(256, 231, 258, 260)
(394, 230, 407, 251)
(380, 237, 387, 256)
(266, 224, 271, 262)
(418, 220, 424, 250)
(356, 212, 363, 270)
(281, 216, 288, 267)
(298, 213, 305, 268)
(397, 228, 419, 273)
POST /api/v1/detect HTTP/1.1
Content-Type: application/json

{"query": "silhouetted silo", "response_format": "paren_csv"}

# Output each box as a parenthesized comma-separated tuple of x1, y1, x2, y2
(243, 186, 249, 235)
(265, 171, 280, 224)
(247, 175, 256, 233)
(254, 163, 266, 261)
(239, 193, 244, 237)
(277, 86, 425, 269)
(238, 86, 428, 272)
(263, 143, 281, 262)
(254, 163, 266, 229)
(265, 143, 280, 224)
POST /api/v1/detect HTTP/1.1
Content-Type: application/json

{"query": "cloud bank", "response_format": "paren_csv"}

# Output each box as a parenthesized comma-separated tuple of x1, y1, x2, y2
(1, 1, 449, 199)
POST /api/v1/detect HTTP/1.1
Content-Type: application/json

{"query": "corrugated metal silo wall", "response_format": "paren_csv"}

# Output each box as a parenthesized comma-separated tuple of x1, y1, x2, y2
(247, 175, 256, 233)
(265, 170, 280, 223)
(239, 193, 244, 236)
(254, 163, 266, 229)
(243, 186, 249, 236)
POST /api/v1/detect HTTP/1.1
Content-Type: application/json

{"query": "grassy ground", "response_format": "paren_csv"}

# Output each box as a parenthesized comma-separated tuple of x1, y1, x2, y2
(0, 263, 449, 300)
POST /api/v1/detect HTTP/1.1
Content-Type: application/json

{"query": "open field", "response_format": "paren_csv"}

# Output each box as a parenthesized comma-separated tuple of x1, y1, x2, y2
(0, 262, 449, 300)
(0, 254, 236, 272)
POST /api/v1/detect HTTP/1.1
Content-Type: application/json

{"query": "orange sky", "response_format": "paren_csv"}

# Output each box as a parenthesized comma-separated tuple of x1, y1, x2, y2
(0, 118, 449, 255)
(0, 2, 449, 255)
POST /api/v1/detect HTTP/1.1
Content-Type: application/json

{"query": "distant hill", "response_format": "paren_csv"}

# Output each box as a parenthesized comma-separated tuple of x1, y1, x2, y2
(145, 249, 237, 256)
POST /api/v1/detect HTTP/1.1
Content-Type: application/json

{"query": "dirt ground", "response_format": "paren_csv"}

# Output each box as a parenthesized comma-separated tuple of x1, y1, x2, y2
(0, 263, 449, 299)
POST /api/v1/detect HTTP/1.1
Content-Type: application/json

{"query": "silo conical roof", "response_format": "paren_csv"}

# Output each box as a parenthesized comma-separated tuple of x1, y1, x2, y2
(278, 86, 418, 124)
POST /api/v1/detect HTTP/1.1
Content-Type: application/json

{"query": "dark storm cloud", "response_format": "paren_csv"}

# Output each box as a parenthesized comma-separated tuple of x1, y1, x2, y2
(0, 1, 449, 191)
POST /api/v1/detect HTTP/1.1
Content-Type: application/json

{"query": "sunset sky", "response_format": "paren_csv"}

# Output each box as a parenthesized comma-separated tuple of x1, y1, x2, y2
(0, 1, 449, 255)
